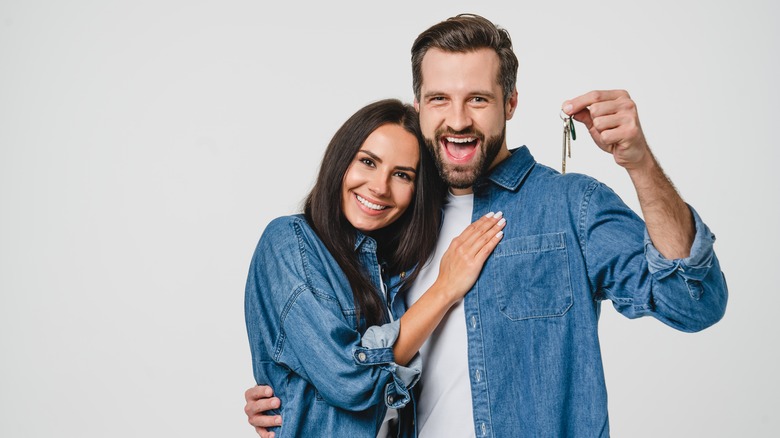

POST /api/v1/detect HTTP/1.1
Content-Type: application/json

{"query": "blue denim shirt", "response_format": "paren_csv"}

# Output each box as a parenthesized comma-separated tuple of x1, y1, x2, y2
(245, 215, 421, 437)
(457, 147, 727, 437)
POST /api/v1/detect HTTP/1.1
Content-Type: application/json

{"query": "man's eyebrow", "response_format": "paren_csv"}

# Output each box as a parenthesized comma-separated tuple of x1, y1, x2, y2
(422, 90, 446, 99)
(358, 149, 417, 173)
(422, 90, 498, 99)
(471, 90, 498, 99)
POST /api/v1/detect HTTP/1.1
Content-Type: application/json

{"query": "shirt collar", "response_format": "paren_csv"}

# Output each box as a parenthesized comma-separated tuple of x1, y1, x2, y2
(482, 146, 536, 191)
(353, 231, 376, 252)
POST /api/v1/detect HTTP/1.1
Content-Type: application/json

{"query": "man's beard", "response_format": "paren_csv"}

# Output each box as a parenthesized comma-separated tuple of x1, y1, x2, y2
(425, 127, 505, 189)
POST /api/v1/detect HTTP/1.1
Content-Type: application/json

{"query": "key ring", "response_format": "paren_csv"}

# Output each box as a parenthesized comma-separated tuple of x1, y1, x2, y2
(560, 111, 576, 140)
(560, 110, 576, 174)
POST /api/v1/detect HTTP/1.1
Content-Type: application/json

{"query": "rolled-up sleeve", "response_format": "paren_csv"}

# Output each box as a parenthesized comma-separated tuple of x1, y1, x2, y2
(583, 184, 728, 332)
(360, 320, 422, 408)
(641, 205, 728, 331)
(644, 206, 715, 284)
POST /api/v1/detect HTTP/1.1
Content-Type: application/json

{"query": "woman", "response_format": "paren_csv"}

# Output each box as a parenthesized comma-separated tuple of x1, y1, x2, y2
(245, 99, 505, 437)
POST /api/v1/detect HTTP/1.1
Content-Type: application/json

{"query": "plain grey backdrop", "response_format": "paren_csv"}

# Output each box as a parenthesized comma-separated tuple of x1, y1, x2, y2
(1, 0, 777, 436)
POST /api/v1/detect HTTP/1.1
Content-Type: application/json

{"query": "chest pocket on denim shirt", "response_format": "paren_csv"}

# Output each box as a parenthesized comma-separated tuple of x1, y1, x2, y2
(491, 232, 573, 320)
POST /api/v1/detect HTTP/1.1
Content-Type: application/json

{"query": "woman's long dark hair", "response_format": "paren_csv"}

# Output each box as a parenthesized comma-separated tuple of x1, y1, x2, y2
(304, 99, 444, 328)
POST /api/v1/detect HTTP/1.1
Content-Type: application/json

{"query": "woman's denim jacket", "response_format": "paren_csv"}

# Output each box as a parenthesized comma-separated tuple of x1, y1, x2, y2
(245, 215, 420, 437)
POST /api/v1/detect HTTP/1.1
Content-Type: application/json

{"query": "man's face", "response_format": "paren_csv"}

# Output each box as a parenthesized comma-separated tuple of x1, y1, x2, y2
(415, 47, 517, 193)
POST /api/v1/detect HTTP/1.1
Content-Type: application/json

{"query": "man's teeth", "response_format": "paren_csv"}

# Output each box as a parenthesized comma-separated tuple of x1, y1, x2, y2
(356, 195, 388, 211)
(446, 137, 476, 143)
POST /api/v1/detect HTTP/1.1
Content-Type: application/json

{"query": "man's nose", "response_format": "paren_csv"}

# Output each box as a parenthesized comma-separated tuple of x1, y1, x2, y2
(446, 104, 472, 132)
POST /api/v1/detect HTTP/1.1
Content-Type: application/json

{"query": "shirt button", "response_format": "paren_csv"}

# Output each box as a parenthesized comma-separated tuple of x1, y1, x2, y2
(400, 271, 406, 279)
(357, 352, 367, 362)
(387, 395, 394, 404)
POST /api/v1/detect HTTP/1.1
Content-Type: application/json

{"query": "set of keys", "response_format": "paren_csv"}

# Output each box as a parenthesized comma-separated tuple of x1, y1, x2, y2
(560, 111, 576, 174)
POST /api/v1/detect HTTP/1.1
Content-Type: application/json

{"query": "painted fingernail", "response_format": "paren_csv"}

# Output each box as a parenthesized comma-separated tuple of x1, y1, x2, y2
(494, 211, 503, 219)
(485, 211, 495, 218)
(497, 218, 506, 226)
(495, 231, 504, 238)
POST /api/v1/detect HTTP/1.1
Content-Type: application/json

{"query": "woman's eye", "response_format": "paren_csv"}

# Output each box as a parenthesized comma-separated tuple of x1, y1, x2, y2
(360, 158, 375, 167)
(394, 172, 412, 181)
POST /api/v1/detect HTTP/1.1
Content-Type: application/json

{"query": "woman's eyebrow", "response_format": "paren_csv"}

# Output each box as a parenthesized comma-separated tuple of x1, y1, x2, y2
(359, 149, 417, 173)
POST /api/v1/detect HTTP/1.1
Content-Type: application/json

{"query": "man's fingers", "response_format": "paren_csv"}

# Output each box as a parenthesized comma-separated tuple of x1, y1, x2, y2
(590, 113, 625, 133)
(247, 396, 281, 415)
(563, 89, 630, 116)
(245, 385, 274, 402)
(244, 385, 282, 431)
(248, 411, 283, 428)
(255, 428, 275, 438)
(587, 98, 636, 119)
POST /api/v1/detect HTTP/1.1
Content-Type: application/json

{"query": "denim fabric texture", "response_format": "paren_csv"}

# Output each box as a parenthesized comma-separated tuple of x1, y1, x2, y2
(450, 146, 727, 437)
(245, 215, 420, 437)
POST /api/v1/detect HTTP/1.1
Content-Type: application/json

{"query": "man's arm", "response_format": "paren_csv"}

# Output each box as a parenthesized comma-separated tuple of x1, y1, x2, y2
(563, 90, 693, 259)
(244, 385, 282, 438)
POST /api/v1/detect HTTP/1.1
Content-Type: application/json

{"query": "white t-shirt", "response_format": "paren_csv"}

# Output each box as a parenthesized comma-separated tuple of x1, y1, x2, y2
(406, 191, 475, 437)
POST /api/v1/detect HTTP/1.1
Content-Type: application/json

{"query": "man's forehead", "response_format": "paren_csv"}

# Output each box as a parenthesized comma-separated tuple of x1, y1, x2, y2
(419, 47, 501, 92)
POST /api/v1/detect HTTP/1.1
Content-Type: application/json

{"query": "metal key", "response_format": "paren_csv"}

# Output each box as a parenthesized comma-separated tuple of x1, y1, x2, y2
(560, 111, 576, 174)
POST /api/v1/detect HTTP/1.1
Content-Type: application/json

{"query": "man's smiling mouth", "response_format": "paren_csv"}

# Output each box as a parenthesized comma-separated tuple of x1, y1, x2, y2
(442, 136, 479, 160)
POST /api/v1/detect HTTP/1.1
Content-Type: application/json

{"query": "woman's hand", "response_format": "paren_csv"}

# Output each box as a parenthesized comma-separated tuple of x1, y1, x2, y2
(392, 212, 505, 365)
(435, 211, 506, 304)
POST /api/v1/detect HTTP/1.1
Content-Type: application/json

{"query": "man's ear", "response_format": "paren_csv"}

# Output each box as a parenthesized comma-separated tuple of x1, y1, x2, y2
(414, 99, 420, 112)
(505, 88, 518, 121)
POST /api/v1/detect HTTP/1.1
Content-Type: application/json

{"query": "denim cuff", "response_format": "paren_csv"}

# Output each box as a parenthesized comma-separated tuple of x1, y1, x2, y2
(358, 319, 422, 403)
(644, 204, 716, 281)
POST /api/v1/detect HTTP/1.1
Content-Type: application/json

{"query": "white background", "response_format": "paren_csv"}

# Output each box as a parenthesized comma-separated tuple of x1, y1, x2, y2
(1, 0, 777, 436)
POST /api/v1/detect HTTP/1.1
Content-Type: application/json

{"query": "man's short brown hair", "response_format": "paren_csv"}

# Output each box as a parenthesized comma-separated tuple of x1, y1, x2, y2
(411, 14, 519, 103)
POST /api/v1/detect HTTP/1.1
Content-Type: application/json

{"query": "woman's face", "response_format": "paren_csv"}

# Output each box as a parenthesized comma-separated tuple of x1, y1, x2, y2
(341, 123, 420, 233)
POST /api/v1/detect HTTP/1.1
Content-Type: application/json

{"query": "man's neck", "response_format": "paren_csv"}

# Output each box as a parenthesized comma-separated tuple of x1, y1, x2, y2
(450, 186, 473, 196)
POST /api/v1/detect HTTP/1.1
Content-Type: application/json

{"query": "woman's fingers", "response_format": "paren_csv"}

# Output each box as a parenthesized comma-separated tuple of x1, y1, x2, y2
(456, 211, 506, 255)
(437, 212, 506, 301)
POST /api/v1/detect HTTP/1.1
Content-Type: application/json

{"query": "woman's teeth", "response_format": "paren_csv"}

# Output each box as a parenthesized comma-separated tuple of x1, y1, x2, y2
(356, 194, 388, 211)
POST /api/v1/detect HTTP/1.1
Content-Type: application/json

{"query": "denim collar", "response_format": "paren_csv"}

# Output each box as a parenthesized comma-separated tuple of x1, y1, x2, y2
(482, 146, 536, 191)
(353, 231, 377, 253)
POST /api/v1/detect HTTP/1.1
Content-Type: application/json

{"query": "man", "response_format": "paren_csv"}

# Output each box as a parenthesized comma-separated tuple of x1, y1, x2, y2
(245, 14, 727, 437)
